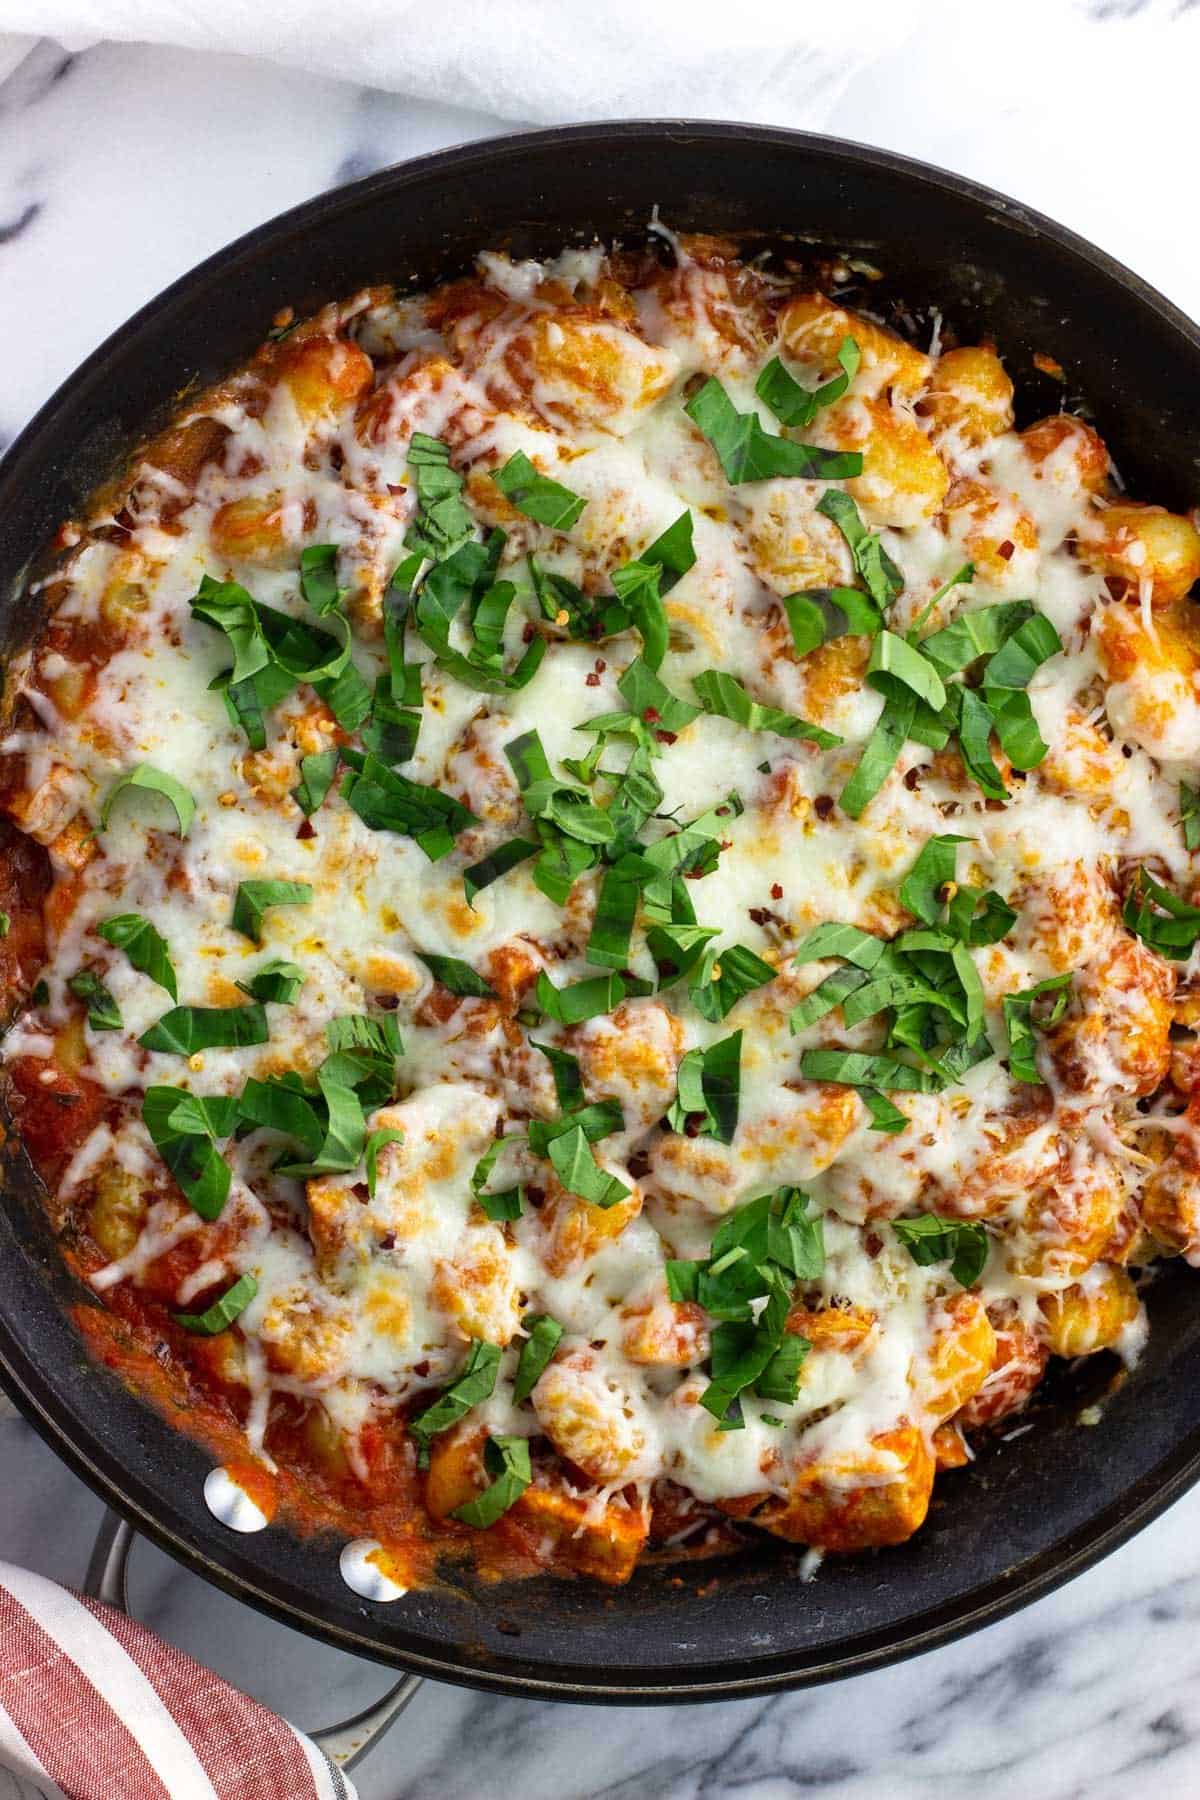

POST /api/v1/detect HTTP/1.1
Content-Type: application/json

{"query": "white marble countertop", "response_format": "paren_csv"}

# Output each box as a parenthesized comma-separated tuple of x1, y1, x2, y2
(2, 22, 1200, 1799)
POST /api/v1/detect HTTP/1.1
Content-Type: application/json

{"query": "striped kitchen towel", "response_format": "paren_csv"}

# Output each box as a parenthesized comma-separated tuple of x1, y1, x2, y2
(0, 1562, 356, 1800)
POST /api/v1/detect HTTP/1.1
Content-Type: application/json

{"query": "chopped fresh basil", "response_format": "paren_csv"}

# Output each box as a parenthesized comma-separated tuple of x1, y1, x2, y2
(783, 586, 885, 657)
(530, 1040, 586, 1112)
(364, 1126, 405, 1199)
(686, 378, 863, 484)
(866, 631, 946, 714)
(1182, 782, 1200, 853)
(800, 1047, 941, 1093)
(470, 1133, 526, 1221)
(99, 765, 195, 838)
(191, 576, 271, 684)
(692, 670, 841, 747)
(404, 433, 475, 561)
(231, 879, 313, 945)
(299, 543, 342, 614)
(689, 943, 776, 1022)
(67, 968, 122, 1032)
(463, 836, 539, 907)
(142, 1085, 238, 1219)
(451, 1433, 532, 1528)
(641, 511, 696, 592)
(1123, 866, 1200, 960)
(899, 835, 970, 927)
(173, 1272, 258, 1335)
(816, 489, 903, 608)
(860, 1088, 908, 1133)
(666, 1030, 742, 1143)
(408, 1340, 502, 1456)
(418, 953, 497, 999)
(755, 335, 860, 428)
(97, 913, 177, 1000)
(140, 1003, 269, 1056)
(918, 599, 1034, 676)
(610, 560, 668, 670)
(893, 1214, 989, 1287)
(617, 657, 700, 733)
(341, 751, 478, 860)
(535, 969, 625, 1023)
(584, 853, 647, 970)
(237, 959, 305, 1006)
(839, 692, 917, 819)
(545, 1123, 630, 1208)
(512, 1314, 564, 1405)
(494, 450, 585, 530)
(905, 563, 976, 640)
(1003, 973, 1072, 1083)
(291, 748, 340, 818)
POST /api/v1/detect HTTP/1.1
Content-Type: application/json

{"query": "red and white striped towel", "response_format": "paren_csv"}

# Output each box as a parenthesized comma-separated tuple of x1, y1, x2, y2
(0, 1562, 357, 1800)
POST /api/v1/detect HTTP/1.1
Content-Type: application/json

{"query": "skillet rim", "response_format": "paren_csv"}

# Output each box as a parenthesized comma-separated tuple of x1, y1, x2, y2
(2, 117, 1200, 1703)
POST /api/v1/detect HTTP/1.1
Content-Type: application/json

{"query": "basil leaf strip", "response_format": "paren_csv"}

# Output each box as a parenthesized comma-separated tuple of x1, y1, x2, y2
(816, 490, 904, 608)
(755, 335, 860, 428)
(692, 670, 841, 747)
(291, 748, 340, 818)
(867, 631, 946, 713)
(470, 1133, 526, 1222)
(512, 1314, 564, 1405)
(918, 600, 1035, 676)
(689, 943, 776, 1022)
(545, 1122, 630, 1209)
(839, 691, 916, 820)
(1003, 973, 1073, 1083)
(231, 879, 313, 945)
(142, 1086, 239, 1219)
(418, 953, 497, 999)
(1182, 782, 1200, 853)
(451, 1434, 532, 1528)
(617, 658, 700, 733)
(686, 378, 863, 484)
(173, 1272, 258, 1335)
(67, 969, 122, 1032)
(463, 837, 539, 907)
(408, 1340, 502, 1454)
(899, 835, 971, 926)
(299, 543, 341, 614)
(341, 751, 478, 861)
(404, 433, 475, 560)
(783, 586, 885, 656)
(237, 959, 306, 1006)
(535, 969, 626, 1023)
(666, 1030, 742, 1144)
(190, 576, 271, 684)
(140, 1003, 270, 1056)
(97, 913, 178, 1000)
(641, 511, 696, 593)
(1123, 866, 1200, 960)
(493, 450, 585, 530)
(800, 1047, 941, 1093)
(365, 1127, 405, 1199)
(610, 560, 668, 670)
(893, 1214, 989, 1287)
(100, 765, 195, 837)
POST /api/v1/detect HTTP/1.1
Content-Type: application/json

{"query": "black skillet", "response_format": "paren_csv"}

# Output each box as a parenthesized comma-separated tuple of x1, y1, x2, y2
(2, 122, 1199, 1703)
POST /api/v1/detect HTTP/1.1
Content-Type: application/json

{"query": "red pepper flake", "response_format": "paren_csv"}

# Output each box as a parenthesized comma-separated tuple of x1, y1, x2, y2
(814, 794, 835, 820)
(997, 539, 1015, 562)
(684, 1113, 705, 1138)
(903, 767, 921, 792)
(655, 729, 677, 745)
(865, 1230, 884, 1258)
(329, 443, 345, 472)
(296, 818, 316, 840)
(594, 658, 607, 673)
(771, 883, 783, 900)
(749, 906, 782, 927)
(387, 481, 406, 496)
(522, 622, 535, 643)
(643, 706, 662, 724)
(586, 670, 601, 687)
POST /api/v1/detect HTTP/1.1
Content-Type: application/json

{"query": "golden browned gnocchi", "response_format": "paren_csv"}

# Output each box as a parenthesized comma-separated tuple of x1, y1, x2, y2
(4, 228, 1198, 1598)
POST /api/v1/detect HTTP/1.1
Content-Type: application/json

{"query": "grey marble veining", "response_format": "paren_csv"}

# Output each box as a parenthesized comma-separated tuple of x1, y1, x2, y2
(2, 23, 1200, 1799)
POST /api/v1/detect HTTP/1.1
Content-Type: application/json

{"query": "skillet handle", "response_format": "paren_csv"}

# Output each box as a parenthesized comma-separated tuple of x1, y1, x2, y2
(82, 1507, 423, 1773)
